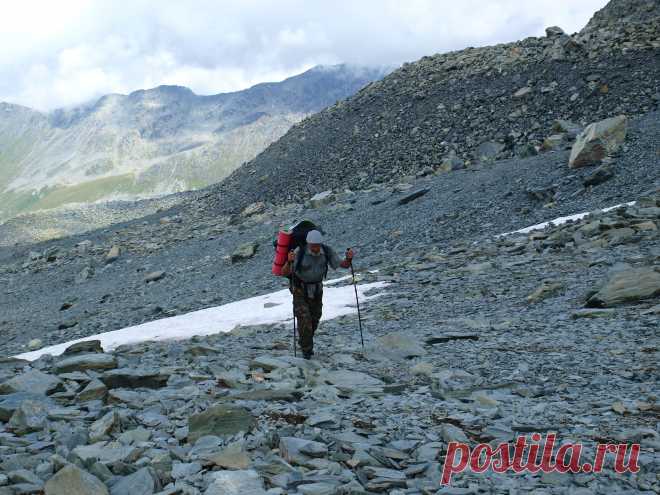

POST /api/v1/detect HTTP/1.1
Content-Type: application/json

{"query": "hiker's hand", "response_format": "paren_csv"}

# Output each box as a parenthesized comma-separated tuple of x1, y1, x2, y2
(345, 248, 354, 261)
(287, 251, 296, 263)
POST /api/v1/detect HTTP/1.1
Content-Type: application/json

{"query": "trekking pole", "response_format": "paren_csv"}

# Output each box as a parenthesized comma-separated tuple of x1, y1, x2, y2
(290, 278, 297, 357)
(346, 248, 364, 351)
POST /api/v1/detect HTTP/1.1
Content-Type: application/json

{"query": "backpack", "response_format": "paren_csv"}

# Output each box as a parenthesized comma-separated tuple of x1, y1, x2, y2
(273, 220, 329, 282)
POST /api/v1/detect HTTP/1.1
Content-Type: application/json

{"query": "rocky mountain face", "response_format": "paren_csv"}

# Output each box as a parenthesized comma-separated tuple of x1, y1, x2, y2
(0, 0, 658, 493)
(200, 1, 659, 213)
(0, 65, 389, 223)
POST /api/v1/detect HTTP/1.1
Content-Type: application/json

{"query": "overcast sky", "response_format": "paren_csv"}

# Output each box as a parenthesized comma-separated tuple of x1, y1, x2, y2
(1, 0, 608, 111)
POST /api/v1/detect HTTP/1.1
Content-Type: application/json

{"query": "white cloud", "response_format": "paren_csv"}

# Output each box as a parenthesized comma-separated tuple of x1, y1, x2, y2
(0, 0, 609, 111)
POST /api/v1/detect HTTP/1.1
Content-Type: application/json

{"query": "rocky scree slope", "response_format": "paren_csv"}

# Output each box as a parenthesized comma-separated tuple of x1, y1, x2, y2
(0, 108, 658, 353)
(197, 0, 660, 213)
(0, 189, 657, 493)
(0, 65, 388, 222)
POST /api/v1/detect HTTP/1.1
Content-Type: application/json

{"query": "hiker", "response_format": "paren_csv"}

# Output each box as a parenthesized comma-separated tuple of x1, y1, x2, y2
(280, 230, 354, 359)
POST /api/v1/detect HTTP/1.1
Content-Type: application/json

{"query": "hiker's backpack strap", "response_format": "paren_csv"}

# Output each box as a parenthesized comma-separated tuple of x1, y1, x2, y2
(321, 244, 329, 280)
(294, 245, 305, 274)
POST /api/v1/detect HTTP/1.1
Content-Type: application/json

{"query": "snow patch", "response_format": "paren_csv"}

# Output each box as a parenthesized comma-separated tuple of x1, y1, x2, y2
(499, 202, 636, 236)
(15, 278, 389, 361)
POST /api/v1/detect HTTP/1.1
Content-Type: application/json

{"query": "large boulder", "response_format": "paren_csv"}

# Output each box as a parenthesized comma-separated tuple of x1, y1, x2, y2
(587, 267, 660, 307)
(569, 115, 627, 168)
(44, 465, 109, 495)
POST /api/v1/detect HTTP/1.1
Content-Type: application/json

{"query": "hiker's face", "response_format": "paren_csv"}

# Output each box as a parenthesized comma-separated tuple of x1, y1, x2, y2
(309, 243, 321, 255)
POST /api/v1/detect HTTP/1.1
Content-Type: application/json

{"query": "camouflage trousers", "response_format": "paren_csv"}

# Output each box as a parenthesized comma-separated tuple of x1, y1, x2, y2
(291, 284, 323, 355)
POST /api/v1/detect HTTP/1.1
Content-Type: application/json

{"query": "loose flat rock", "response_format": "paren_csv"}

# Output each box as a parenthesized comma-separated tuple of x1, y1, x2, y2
(89, 411, 119, 442)
(63, 340, 104, 355)
(0, 369, 62, 395)
(587, 267, 660, 307)
(72, 442, 139, 465)
(230, 388, 302, 402)
(8, 399, 50, 434)
(398, 188, 430, 205)
(279, 437, 328, 466)
(322, 370, 384, 392)
(105, 245, 121, 264)
(188, 405, 256, 443)
(376, 332, 427, 359)
(77, 378, 107, 401)
(100, 368, 169, 389)
(0, 393, 52, 421)
(202, 442, 251, 470)
(54, 354, 117, 374)
(205, 469, 266, 495)
(110, 467, 155, 495)
(44, 465, 109, 495)
(231, 242, 258, 263)
(144, 271, 166, 283)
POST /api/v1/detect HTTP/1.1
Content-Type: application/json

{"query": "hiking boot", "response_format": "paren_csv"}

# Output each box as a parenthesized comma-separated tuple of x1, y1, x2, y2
(303, 349, 314, 360)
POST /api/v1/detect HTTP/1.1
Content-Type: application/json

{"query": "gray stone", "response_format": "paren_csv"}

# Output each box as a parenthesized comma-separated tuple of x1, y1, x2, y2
(105, 245, 121, 264)
(144, 271, 166, 283)
(101, 368, 169, 389)
(44, 465, 109, 495)
(8, 470, 42, 486)
(63, 340, 104, 355)
(201, 442, 251, 470)
(171, 462, 202, 479)
(231, 242, 259, 263)
(438, 152, 465, 173)
(8, 399, 50, 434)
(89, 411, 119, 443)
(110, 467, 155, 495)
(587, 267, 660, 307)
(583, 165, 614, 187)
(54, 354, 117, 374)
(441, 424, 470, 443)
(541, 134, 565, 151)
(72, 442, 139, 465)
(476, 141, 505, 162)
(376, 332, 427, 359)
(322, 370, 384, 393)
(241, 201, 266, 217)
(569, 115, 628, 168)
(188, 405, 256, 443)
(309, 190, 335, 208)
(513, 87, 533, 98)
(205, 470, 266, 495)
(279, 437, 328, 466)
(398, 188, 430, 206)
(545, 26, 565, 37)
(298, 482, 339, 495)
(0, 369, 62, 395)
(77, 379, 107, 401)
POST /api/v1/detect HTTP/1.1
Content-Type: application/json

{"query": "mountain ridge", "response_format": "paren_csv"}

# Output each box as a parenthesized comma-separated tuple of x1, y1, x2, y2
(0, 64, 390, 222)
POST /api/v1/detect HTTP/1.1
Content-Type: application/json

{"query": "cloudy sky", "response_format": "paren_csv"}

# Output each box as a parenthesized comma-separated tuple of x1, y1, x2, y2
(1, 0, 608, 111)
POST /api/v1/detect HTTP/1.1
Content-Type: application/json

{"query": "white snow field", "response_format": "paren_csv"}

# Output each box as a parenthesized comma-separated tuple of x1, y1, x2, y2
(16, 278, 389, 361)
(500, 201, 636, 236)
